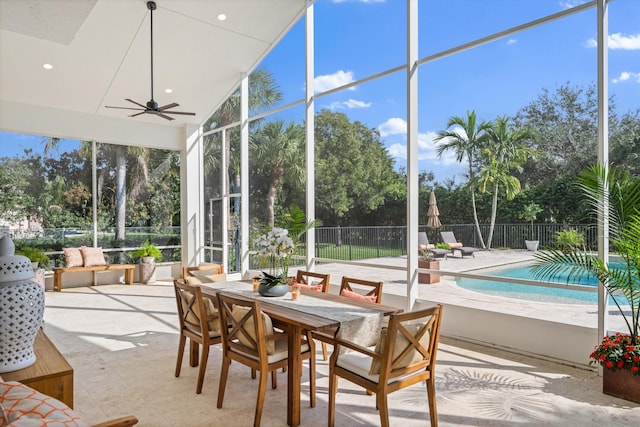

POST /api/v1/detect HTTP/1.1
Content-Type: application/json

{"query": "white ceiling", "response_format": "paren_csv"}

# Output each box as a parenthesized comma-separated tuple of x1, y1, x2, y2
(0, 0, 305, 130)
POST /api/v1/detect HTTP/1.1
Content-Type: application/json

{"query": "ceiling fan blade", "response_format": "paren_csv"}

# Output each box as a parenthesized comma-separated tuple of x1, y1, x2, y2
(125, 98, 148, 109)
(162, 110, 196, 116)
(157, 102, 179, 111)
(105, 105, 145, 111)
(149, 111, 175, 121)
(129, 111, 147, 118)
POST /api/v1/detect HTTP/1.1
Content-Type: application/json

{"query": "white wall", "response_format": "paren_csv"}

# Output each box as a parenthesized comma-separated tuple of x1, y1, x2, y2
(0, 100, 184, 150)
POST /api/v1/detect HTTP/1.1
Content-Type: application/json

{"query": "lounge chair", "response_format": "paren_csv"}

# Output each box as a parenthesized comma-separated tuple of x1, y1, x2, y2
(418, 232, 448, 259)
(440, 231, 478, 258)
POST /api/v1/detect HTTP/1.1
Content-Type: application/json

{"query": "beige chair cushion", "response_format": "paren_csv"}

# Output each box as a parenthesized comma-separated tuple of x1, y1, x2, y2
(181, 290, 220, 333)
(448, 242, 463, 249)
(185, 273, 228, 285)
(80, 246, 106, 266)
(369, 322, 431, 375)
(232, 306, 275, 354)
(63, 247, 83, 267)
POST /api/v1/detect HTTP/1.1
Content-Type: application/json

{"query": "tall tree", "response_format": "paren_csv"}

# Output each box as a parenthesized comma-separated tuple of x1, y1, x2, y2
(250, 121, 305, 227)
(435, 111, 490, 249)
(477, 116, 535, 248)
(314, 110, 400, 226)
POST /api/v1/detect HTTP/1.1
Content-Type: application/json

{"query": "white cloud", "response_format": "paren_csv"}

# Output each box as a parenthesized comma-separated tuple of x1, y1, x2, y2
(314, 70, 356, 92)
(380, 122, 459, 166)
(507, 39, 517, 45)
(559, 1, 587, 10)
(378, 117, 406, 137)
(612, 71, 640, 84)
(325, 98, 371, 110)
(586, 33, 640, 50)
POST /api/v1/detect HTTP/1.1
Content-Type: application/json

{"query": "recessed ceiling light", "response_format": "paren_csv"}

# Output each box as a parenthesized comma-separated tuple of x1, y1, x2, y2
(217, 13, 227, 21)
(165, 88, 173, 94)
(43, 63, 53, 70)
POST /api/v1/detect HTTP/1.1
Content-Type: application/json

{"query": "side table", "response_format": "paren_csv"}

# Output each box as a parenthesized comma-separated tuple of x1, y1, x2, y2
(2, 329, 74, 408)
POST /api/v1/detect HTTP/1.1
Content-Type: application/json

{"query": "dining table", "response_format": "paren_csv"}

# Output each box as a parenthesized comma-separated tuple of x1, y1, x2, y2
(198, 280, 401, 427)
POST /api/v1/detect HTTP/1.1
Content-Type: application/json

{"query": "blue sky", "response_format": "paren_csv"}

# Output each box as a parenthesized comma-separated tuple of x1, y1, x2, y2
(2, 0, 639, 184)
(262, 0, 640, 182)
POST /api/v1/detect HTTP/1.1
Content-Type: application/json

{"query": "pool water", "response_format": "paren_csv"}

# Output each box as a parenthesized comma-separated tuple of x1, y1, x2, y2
(455, 262, 630, 305)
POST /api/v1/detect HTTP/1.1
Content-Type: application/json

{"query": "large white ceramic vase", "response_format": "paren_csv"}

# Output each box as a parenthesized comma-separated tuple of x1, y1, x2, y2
(0, 236, 45, 373)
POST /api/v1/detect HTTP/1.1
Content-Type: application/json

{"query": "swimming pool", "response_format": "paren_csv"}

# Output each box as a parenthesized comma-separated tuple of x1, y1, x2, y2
(455, 262, 628, 305)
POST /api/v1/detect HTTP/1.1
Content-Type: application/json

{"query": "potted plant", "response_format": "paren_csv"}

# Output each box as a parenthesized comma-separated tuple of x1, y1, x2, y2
(531, 164, 640, 403)
(418, 250, 440, 284)
(130, 241, 163, 264)
(130, 241, 162, 284)
(519, 202, 543, 251)
(255, 227, 295, 296)
(16, 246, 50, 270)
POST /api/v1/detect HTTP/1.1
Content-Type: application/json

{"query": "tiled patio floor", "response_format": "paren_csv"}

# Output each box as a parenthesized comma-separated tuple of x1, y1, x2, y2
(41, 258, 640, 426)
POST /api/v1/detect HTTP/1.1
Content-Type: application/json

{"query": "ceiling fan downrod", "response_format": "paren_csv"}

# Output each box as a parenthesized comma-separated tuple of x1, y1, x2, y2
(147, 1, 157, 110)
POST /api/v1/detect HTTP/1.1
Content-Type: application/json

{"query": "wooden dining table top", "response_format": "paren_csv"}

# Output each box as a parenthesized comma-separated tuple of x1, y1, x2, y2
(197, 280, 402, 426)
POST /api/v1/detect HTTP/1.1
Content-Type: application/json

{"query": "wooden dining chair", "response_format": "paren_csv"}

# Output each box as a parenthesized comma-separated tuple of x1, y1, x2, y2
(328, 304, 443, 427)
(173, 279, 222, 394)
(216, 292, 316, 427)
(295, 270, 331, 293)
(339, 276, 384, 304)
(296, 270, 331, 360)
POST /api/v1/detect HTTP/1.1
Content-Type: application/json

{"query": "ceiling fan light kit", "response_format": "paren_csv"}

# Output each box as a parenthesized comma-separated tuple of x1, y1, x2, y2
(105, 1, 195, 121)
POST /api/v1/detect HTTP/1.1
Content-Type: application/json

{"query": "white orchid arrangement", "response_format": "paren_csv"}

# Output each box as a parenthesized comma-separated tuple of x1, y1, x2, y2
(255, 227, 295, 282)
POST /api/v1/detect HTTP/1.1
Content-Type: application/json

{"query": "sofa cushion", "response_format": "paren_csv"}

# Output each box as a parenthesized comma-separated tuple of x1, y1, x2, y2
(0, 380, 89, 426)
(63, 247, 84, 268)
(80, 246, 106, 267)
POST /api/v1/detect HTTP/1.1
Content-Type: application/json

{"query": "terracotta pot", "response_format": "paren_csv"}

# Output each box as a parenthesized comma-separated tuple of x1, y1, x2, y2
(418, 260, 440, 284)
(603, 368, 640, 403)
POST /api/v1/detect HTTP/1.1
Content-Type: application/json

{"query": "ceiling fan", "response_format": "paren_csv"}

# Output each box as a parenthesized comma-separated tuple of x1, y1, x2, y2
(105, 1, 195, 121)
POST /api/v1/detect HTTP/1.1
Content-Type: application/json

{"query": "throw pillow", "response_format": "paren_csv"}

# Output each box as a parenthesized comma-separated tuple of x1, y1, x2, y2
(180, 290, 220, 333)
(369, 322, 431, 375)
(232, 305, 275, 354)
(340, 288, 377, 303)
(63, 248, 83, 268)
(0, 380, 90, 426)
(296, 282, 323, 292)
(80, 246, 106, 267)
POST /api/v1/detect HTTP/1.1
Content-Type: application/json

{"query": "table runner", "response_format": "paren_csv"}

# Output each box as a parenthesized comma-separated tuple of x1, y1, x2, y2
(202, 281, 383, 347)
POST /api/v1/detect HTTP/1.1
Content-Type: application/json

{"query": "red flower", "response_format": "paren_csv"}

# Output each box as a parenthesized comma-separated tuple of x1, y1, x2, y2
(632, 367, 639, 373)
(617, 361, 625, 368)
(634, 356, 640, 363)
(606, 361, 614, 368)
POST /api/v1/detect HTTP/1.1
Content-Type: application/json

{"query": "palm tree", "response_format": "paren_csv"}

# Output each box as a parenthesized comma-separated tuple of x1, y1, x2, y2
(204, 68, 283, 194)
(44, 138, 150, 244)
(477, 116, 535, 248)
(532, 165, 640, 344)
(435, 111, 490, 249)
(250, 121, 305, 227)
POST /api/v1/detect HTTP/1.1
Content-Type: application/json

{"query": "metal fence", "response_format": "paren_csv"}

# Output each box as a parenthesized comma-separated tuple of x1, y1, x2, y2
(9, 223, 600, 269)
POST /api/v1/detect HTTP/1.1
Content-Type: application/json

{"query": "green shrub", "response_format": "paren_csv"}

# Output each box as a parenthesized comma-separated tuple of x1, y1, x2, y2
(435, 242, 451, 250)
(16, 246, 50, 269)
(555, 229, 585, 253)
